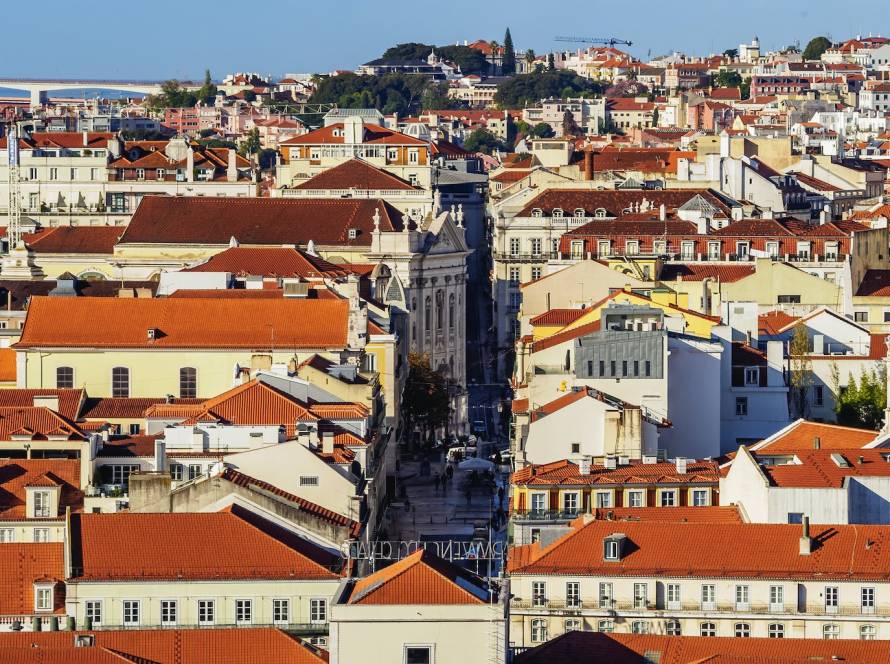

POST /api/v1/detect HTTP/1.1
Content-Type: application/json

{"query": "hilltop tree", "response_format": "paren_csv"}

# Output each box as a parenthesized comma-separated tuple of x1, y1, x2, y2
(740, 76, 752, 99)
(493, 70, 605, 108)
(145, 80, 198, 110)
(802, 36, 832, 61)
(502, 28, 516, 75)
(714, 70, 742, 88)
(547, 52, 556, 71)
(197, 69, 218, 105)
(309, 72, 429, 115)
(381, 42, 487, 75)
(239, 128, 260, 156)
(723, 48, 739, 59)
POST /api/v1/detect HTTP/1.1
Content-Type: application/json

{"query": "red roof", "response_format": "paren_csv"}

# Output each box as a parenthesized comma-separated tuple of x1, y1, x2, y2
(186, 246, 352, 278)
(0, 459, 83, 519)
(119, 196, 406, 247)
(23, 227, 123, 255)
(0, 389, 84, 420)
(0, 629, 329, 664)
(589, 506, 741, 523)
(530, 320, 601, 353)
(346, 549, 490, 604)
(757, 448, 890, 488)
(857, 269, 890, 297)
(508, 519, 890, 580)
(293, 158, 419, 191)
(659, 263, 755, 283)
(515, 631, 890, 664)
(0, 132, 113, 150)
(0, 407, 85, 441)
(281, 122, 426, 146)
(754, 421, 879, 452)
(529, 308, 586, 327)
(512, 459, 719, 487)
(758, 310, 800, 336)
(518, 189, 730, 218)
(69, 507, 342, 581)
(16, 296, 350, 350)
(0, 543, 65, 615)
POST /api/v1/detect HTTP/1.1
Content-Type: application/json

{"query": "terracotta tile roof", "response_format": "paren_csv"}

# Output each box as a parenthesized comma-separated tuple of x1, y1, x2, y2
(0, 132, 113, 150)
(222, 468, 360, 536)
(80, 397, 198, 420)
(529, 308, 586, 327)
(0, 389, 85, 421)
(856, 269, 890, 297)
(185, 246, 352, 278)
(23, 227, 122, 255)
(731, 341, 767, 367)
(530, 320, 601, 353)
(491, 169, 532, 183)
(281, 122, 427, 146)
(753, 420, 879, 453)
(0, 280, 158, 311)
(294, 158, 419, 191)
(69, 507, 342, 581)
(511, 459, 719, 487)
(95, 435, 161, 458)
(0, 348, 16, 382)
(0, 543, 65, 615)
(758, 310, 800, 336)
(708, 87, 742, 101)
(16, 296, 349, 350)
(757, 448, 890, 489)
(346, 549, 490, 605)
(563, 218, 699, 236)
(589, 506, 741, 523)
(0, 459, 83, 518)
(658, 263, 755, 283)
(0, 629, 329, 664)
(515, 631, 890, 664)
(508, 519, 890, 580)
(0, 407, 86, 441)
(517, 188, 731, 218)
(511, 397, 529, 414)
(119, 196, 406, 247)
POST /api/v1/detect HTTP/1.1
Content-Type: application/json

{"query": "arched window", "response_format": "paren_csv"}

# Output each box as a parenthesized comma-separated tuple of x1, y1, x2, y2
(552, 208, 564, 218)
(179, 367, 197, 399)
(112, 367, 130, 398)
(435, 290, 444, 330)
(424, 296, 431, 331)
(56, 367, 74, 389)
(448, 293, 455, 329)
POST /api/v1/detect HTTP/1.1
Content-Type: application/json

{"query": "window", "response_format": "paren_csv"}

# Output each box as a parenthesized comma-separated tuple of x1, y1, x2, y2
(0, 528, 13, 543)
(111, 367, 130, 398)
(170, 463, 184, 481)
(861, 624, 876, 640)
(179, 367, 197, 399)
(744, 367, 759, 385)
(633, 583, 648, 609)
(509, 238, 521, 256)
(823, 623, 840, 640)
(35, 587, 52, 611)
(405, 646, 432, 664)
(825, 586, 839, 613)
(448, 294, 455, 329)
(631, 620, 649, 634)
(530, 238, 542, 256)
(161, 600, 177, 625)
(85, 600, 102, 626)
(735, 397, 748, 417)
(735, 623, 751, 638)
(660, 490, 676, 507)
(777, 294, 801, 304)
(530, 493, 546, 513)
(408, 149, 419, 164)
(667, 583, 681, 610)
(700, 622, 716, 637)
(665, 619, 681, 636)
(862, 587, 875, 614)
(198, 600, 215, 625)
(531, 619, 548, 642)
(735, 584, 749, 610)
(645, 361, 651, 377)
(598, 582, 613, 607)
(109, 464, 139, 486)
(564, 618, 581, 632)
(707, 241, 721, 260)
(625, 240, 640, 255)
(769, 585, 784, 612)
(33, 491, 51, 517)
(532, 581, 547, 607)
(136, 168, 145, 180)
(386, 148, 398, 161)
(622, 360, 628, 377)
(531, 266, 542, 281)
(595, 492, 612, 508)
(766, 241, 779, 258)
(34, 528, 49, 542)
(508, 266, 520, 282)
(49, 167, 58, 180)
(692, 489, 709, 506)
(236, 599, 253, 624)
(563, 493, 579, 514)
(814, 385, 824, 407)
(566, 582, 580, 608)
(56, 367, 74, 389)
(597, 240, 611, 256)
(701, 584, 716, 610)
(571, 240, 584, 259)
(628, 490, 644, 507)
(123, 600, 140, 626)
(597, 619, 613, 632)
(604, 539, 619, 561)
(273, 598, 290, 624)
(299, 476, 319, 486)
(854, 311, 868, 323)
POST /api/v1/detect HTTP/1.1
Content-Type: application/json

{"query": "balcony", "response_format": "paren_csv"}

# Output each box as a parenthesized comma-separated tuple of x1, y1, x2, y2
(509, 600, 890, 617)
(493, 251, 560, 263)
(512, 509, 582, 522)
(86, 621, 329, 633)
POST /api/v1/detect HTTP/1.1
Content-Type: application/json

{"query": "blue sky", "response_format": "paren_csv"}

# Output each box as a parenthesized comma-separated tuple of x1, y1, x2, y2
(2, 0, 887, 81)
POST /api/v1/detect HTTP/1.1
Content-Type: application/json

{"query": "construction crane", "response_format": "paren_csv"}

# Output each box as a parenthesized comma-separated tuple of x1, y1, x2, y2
(554, 36, 633, 48)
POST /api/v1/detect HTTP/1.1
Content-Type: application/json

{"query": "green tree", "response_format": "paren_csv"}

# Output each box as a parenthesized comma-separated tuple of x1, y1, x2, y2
(309, 72, 430, 116)
(789, 323, 814, 418)
(561, 110, 582, 138)
(547, 52, 555, 71)
(240, 128, 260, 156)
(525, 49, 536, 65)
(402, 353, 452, 444)
(802, 36, 832, 61)
(463, 128, 506, 154)
(740, 76, 752, 99)
(421, 82, 464, 110)
(714, 70, 742, 88)
(493, 70, 605, 108)
(723, 48, 739, 59)
(530, 122, 555, 138)
(197, 69, 218, 105)
(833, 363, 887, 430)
(145, 80, 198, 110)
(502, 28, 516, 76)
(243, 90, 257, 103)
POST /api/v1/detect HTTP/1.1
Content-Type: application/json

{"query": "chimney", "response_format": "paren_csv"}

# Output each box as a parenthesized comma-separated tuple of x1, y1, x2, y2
(761, 207, 773, 219)
(322, 431, 334, 455)
(799, 516, 812, 555)
(675, 457, 688, 474)
(583, 150, 593, 181)
(186, 147, 194, 182)
(813, 436, 821, 450)
(154, 438, 166, 473)
(33, 395, 60, 411)
(659, 203, 666, 221)
(107, 136, 122, 159)
(227, 149, 237, 182)
(578, 456, 592, 475)
(604, 456, 617, 470)
(82, 130, 89, 147)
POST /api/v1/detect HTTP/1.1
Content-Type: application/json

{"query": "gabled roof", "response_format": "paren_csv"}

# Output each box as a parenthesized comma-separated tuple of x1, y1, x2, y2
(517, 188, 731, 218)
(750, 419, 879, 453)
(281, 122, 427, 146)
(508, 519, 890, 580)
(0, 407, 86, 441)
(15, 296, 350, 350)
(69, 506, 342, 581)
(0, 389, 85, 421)
(511, 459, 719, 487)
(529, 308, 586, 327)
(856, 269, 890, 297)
(0, 459, 83, 519)
(756, 448, 890, 488)
(185, 247, 352, 278)
(530, 320, 601, 353)
(119, 196, 406, 247)
(345, 549, 490, 605)
(293, 158, 420, 191)
(23, 227, 123, 255)
(658, 263, 755, 283)
(0, 132, 114, 150)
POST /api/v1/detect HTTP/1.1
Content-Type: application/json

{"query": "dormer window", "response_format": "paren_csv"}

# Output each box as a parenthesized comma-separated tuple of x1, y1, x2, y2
(604, 533, 626, 561)
(531, 208, 542, 218)
(595, 208, 608, 218)
(553, 208, 564, 218)
(33, 491, 51, 518)
(34, 583, 53, 612)
(574, 208, 585, 217)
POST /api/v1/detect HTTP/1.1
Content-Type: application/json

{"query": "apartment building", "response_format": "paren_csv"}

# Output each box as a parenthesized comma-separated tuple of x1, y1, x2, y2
(508, 518, 890, 646)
